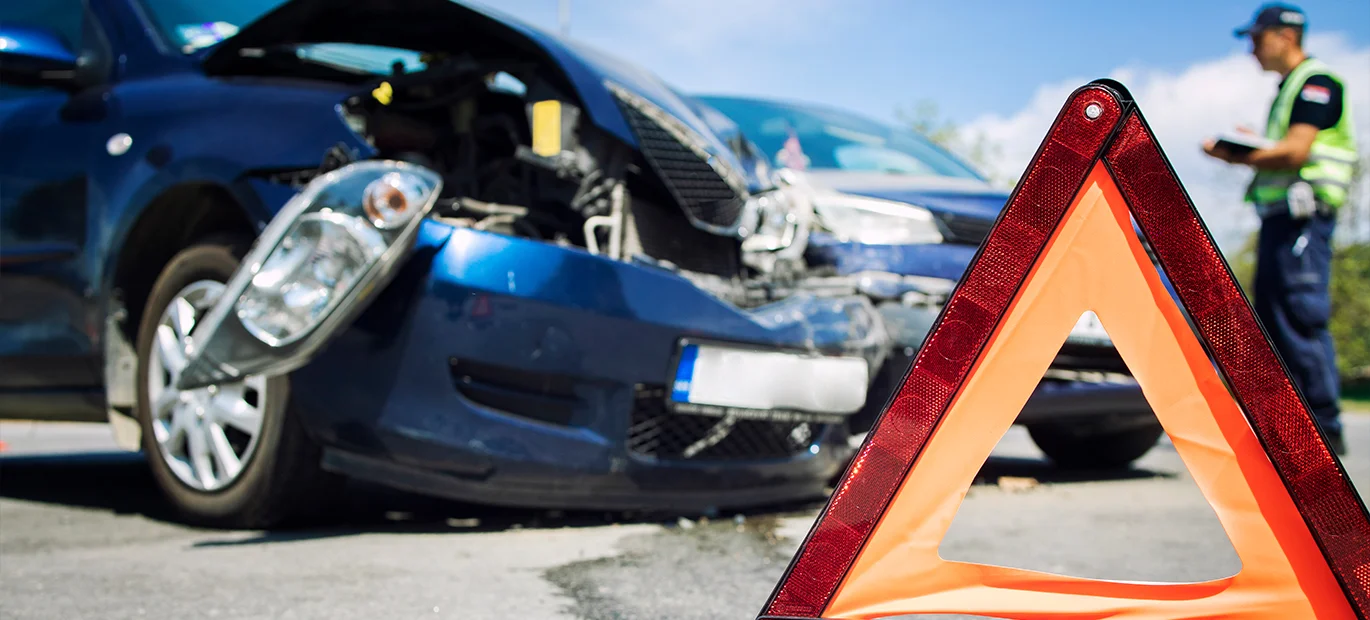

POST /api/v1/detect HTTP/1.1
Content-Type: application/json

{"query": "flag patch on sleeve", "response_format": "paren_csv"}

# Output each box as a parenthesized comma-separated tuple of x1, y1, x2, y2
(1300, 84, 1331, 104)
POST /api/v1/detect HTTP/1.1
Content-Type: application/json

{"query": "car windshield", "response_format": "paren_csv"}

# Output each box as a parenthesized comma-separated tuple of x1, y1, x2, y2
(137, 0, 284, 52)
(136, 0, 426, 73)
(696, 96, 985, 181)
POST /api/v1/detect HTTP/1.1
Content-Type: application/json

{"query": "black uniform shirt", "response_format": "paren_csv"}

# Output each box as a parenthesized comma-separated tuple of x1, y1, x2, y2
(1279, 68, 1344, 130)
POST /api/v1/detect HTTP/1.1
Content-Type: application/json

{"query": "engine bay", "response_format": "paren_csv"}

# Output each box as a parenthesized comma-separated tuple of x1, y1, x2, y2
(336, 55, 619, 241)
(299, 50, 837, 310)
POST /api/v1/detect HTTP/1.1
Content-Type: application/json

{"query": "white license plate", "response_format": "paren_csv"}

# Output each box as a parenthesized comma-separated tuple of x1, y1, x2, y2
(1066, 310, 1112, 346)
(668, 342, 869, 422)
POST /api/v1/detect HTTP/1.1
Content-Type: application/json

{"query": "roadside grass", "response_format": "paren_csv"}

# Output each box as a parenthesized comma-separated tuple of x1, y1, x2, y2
(1343, 380, 1370, 414)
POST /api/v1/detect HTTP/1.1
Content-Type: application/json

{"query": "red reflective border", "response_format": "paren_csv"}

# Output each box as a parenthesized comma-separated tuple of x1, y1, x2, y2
(760, 85, 1125, 618)
(1105, 112, 1370, 617)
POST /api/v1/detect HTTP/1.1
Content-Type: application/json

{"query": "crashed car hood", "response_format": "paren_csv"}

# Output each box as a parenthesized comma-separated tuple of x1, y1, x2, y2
(200, 0, 763, 192)
(800, 170, 1009, 221)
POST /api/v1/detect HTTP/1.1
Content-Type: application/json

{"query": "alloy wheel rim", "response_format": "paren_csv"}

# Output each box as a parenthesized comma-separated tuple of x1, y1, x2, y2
(147, 280, 268, 492)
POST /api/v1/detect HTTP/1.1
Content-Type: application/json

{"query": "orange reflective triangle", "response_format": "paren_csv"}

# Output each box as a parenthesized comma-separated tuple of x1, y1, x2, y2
(828, 163, 1351, 619)
(759, 81, 1370, 620)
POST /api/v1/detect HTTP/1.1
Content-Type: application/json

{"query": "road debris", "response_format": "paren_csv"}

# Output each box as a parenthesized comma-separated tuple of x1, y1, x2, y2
(997, 476, 1040, 492)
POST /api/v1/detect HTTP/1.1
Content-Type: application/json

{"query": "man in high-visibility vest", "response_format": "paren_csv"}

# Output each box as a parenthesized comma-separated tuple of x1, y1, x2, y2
(1204, 3, 1357, 455)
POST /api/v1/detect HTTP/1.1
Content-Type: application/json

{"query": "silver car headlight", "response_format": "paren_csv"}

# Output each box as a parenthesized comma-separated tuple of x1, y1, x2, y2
(236, 164, 440, 346)
(739, 169, 816, 274)
(812, 193, 944, 245)
(175, 160, 442, 389)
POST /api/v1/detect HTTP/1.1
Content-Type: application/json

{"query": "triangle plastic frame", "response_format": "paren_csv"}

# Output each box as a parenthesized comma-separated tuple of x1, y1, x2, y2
(758, 79, 1370, 620)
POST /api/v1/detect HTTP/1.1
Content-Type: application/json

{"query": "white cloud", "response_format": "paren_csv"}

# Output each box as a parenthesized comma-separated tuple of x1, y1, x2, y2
(551, 0, 859, 96)
(963, 33, 1370, 252)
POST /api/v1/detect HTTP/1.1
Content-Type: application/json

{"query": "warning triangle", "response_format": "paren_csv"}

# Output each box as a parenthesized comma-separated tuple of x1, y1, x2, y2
(939, 326, 1240, 582)
(759, 80, 1370, 620)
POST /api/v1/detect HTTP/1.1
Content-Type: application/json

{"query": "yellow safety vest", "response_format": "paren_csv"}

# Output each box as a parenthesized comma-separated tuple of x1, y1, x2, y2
(1246, 57, 1359, 210)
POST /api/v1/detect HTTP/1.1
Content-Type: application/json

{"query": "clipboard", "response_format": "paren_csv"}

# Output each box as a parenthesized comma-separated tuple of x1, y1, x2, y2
(1213, 132, 1274, 157)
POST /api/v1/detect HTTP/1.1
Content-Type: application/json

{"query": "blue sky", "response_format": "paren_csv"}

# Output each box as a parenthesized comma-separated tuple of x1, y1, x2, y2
(479, 0, 1370, 127)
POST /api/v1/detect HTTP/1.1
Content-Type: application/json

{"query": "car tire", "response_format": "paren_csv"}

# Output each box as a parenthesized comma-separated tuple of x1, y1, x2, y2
(1026, 420, 1165, 470)
(134, 237, 341, 529)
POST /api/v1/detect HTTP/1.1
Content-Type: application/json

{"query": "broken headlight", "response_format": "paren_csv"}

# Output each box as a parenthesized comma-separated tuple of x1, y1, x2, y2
(812, 193, 944, 245)
(236, 211, 384, 346)
(236, 169, 435, 345)
(175, 160, 442, 389)
(740, 169, 815, 274)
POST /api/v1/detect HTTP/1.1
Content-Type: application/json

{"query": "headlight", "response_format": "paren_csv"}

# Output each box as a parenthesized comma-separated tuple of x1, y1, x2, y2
(175, 159, 444, 391)
(233, 162, 440, 347)
(741, 187, 808, 252)
(363, 172, 427, 229)
(236, 212, 385, 345)
(812, 193, 944, 245)
(739, 172, 815, 274)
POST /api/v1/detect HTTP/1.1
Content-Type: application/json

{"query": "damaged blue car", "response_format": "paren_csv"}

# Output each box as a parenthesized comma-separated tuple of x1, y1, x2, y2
(0, 0, 892, 527)
(692, 95, 1164, 470)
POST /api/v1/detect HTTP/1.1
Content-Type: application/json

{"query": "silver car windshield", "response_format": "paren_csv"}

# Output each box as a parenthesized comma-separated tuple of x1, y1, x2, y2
(697, 95, 986, 181)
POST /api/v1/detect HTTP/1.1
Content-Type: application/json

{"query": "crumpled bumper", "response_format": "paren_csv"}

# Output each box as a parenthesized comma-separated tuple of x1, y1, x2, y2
(285, 220, 888, 511)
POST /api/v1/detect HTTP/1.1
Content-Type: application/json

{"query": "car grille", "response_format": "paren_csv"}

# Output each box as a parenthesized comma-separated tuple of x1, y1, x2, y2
(627, 196, 741, 278)
(627, 385, 822, 461)
(608, 84, 748, 231)
(936, 212, 995, 246)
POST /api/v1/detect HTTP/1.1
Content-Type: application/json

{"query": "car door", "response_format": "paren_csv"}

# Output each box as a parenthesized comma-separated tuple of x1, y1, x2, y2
(0, 1, 115, 416)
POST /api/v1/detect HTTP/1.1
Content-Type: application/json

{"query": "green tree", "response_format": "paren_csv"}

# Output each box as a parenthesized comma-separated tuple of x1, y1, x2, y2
(1228, 229, 1261, 296)
(897, 99, 959, 147)
(1332, 145, 1370, 381)
(1330, 242, 1370, 381)
(896, 99, 1013, 188)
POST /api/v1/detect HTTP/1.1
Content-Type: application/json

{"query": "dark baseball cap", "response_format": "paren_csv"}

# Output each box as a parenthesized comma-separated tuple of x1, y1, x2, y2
(1234, 3, 1307, 37)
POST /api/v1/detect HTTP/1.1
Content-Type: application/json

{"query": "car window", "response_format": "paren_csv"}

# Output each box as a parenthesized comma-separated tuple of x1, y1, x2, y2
(135, 0, 428, 74)
(1, 1, 83, 51)
(0, 0, 84, 101)
(135, 0, 287, 52)
(688, 97, 766, 167)
(697, 96, 985, 181)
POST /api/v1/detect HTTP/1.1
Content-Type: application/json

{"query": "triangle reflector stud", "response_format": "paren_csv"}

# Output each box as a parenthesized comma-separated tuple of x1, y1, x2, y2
(759, 80, 1370, 620)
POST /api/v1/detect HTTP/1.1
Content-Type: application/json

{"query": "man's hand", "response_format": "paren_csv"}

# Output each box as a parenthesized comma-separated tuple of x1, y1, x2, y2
(1203, 138, 1243, 164)
(1243, 123, 1319, 170)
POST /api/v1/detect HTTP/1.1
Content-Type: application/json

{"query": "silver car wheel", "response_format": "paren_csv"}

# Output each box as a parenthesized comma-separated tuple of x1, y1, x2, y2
(146, 280, 268, 492)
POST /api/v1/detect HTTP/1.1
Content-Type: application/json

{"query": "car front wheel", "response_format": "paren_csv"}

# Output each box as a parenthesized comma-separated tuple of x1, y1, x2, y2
(1026, 419, 1165, 470)
(134, 238, 340, 528)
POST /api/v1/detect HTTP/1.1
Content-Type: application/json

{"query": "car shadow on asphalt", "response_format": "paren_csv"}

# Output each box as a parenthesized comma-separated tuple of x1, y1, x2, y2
(971, 453, 1176, 486)
(0, 447, 1174, 545)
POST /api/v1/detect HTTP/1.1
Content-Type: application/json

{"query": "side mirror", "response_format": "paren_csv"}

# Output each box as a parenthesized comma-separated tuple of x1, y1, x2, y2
(0, 24, 83, 90)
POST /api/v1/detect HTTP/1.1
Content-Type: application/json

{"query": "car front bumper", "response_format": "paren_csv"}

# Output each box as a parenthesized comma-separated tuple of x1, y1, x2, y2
(285, 220, 879, 512)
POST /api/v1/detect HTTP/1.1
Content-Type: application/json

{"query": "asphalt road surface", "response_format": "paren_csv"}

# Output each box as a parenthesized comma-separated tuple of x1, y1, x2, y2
(2, 415, 1367, 620)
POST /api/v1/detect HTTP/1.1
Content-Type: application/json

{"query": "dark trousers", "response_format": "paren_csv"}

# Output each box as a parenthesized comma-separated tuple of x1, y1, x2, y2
(1252, 209, 1342, 437)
